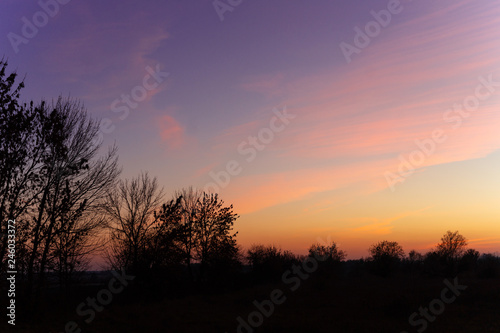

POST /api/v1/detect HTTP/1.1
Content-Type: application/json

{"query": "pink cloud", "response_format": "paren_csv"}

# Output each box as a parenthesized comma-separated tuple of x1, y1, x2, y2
(158, 115, 185, 149)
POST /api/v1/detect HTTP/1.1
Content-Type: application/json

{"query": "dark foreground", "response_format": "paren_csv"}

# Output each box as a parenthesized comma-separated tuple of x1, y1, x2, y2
(2, 271, 500, 333)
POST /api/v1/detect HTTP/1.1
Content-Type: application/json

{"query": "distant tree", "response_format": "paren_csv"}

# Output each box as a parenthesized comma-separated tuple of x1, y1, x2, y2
(404, 250, 425, 275)
(477, 253, 500, 278)
(247, 245, 281, 267)
(368, 240, 405, 276)
(308, 241, 346, 262)
(369, 240, 405, 261)
(436, 230, 468, 260)
(407, 250, 424, 262)
(458, 248, 480, 272)
(247, 244, 299, 281)
(423, 250, 445, 276)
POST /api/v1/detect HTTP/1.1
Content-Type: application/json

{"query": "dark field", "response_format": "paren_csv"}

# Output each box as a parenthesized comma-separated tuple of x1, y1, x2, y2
(3, 267, 500, 333)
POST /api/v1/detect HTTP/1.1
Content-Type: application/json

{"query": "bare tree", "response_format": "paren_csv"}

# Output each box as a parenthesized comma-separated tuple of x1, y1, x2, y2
(1, 64, 121, 314)
(308, 241, 346, 262)
(50, 211, 107, 285)
(24, 98, 120, 295)
(436, 230, 468, 260)
(0, 61, 48, 270)
(102, 172, 164, 273)
(0, 79, 121, 306)
(46, 139, 120, 286)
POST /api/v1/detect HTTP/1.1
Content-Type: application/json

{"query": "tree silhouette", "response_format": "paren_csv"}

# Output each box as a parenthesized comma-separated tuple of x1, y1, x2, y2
(247, 244, 299, 281)
(193, 192, 239, 280)
(152, 189, 240, 283)
(0, 60, 44, 271)
(102, 172, 163, 274)
(459, 248, 479, 272)
(369, 240, 405, 261)
(368, 240, 405, 276)
(308, 241, 346, 262)
(172, 187, 204, 279)
(29, 98, 120, 291)
(436, 230, 468, 260)
(0, 68, 120, 294)
(407, 250, 424, 262)
(150, 195, 185, 269)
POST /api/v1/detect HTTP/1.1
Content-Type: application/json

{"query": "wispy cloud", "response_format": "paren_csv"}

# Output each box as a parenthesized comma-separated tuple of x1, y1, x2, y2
(158, 115, 185, 149)
(350, 206, 433, 236)
(212, 0, 500, 211)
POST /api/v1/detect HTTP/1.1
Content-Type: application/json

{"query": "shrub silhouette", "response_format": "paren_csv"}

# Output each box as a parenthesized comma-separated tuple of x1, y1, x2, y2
(368, 240, 405, 276)
(429, 230, 469, 276)
(477, 253, 500, 278)
(308, 241, 346, 274)
(308, 241, 346, 262)
(458, 248, 480, 272)
(247, 244, 299, 282)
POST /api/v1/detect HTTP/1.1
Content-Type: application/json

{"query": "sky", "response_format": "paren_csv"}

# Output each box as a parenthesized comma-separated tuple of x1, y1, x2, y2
(1, 0, 500, 260)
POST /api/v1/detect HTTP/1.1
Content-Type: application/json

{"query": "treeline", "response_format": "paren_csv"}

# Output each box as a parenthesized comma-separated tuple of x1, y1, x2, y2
(241, 232, 500, 282)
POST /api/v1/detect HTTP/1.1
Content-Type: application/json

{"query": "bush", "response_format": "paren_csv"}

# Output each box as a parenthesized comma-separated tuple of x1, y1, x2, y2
(368, 241, 405, 276)
(247, 244, 300, 282)
(477, 253, 500, 278)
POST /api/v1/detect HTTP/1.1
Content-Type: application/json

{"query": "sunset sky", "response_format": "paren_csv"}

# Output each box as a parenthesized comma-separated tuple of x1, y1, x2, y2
(2, 0, 500, 260)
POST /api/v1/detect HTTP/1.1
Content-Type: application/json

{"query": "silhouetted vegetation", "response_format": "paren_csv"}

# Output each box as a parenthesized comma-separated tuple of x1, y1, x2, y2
(247, 244, 301, 282)
(0, 60, 120, 314)
(368, 240, 405, 276)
